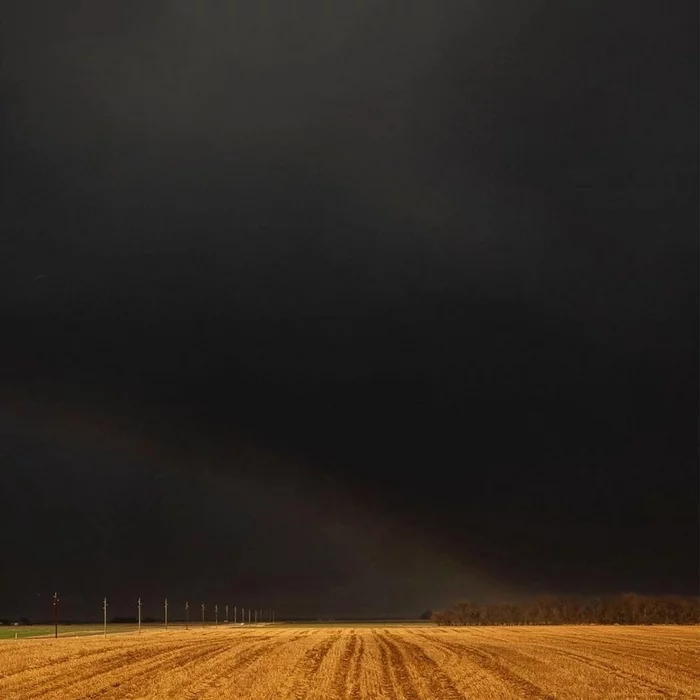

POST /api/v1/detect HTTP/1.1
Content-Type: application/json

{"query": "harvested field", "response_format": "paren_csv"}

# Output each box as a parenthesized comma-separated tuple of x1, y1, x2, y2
(0, 624, 697, 699)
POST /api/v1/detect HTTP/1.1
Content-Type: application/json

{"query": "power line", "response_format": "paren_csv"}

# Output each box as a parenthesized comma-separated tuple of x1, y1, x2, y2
(53, 592, 59, 639)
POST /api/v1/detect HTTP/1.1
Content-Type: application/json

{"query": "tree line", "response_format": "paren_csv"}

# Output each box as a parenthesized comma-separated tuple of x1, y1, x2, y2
(430, 593, 699, 626)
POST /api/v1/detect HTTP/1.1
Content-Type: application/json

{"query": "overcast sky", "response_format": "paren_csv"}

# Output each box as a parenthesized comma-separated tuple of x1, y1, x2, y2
(1, 1, 697, 619)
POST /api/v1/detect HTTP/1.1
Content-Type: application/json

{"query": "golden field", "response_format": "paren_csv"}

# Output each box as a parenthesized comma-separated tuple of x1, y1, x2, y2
(0, 624, 697, 699)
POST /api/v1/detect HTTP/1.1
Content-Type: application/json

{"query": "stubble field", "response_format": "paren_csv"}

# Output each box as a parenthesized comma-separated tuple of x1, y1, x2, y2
(0, 624, 697, 699)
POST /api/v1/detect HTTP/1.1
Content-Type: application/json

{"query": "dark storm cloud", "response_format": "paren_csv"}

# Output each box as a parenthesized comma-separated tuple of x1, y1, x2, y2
(0, 402, 512, 620)
(3, 1, 694, 335)
(2, 1, 551, 303)
(1, 0, 697, 609)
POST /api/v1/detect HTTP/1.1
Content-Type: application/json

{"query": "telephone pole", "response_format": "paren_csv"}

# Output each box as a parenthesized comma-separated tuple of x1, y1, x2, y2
(53, 592, 59, 639)
(164, 598, 168, 631)
(103, 597, 108, 637)
(137, 598, 142, 634)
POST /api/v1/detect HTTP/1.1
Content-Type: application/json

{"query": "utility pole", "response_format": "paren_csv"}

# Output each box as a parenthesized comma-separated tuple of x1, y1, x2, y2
(225, 604, 229, 623)
(185, 602, 189, 630)
(164, 598, 168, 631)
(248, 608, 251, 624)
(137, 598, 142, 634)
(234, 606, 237, 624)
(242, 607, 245, 624)
(215, 604, 218, 626)
(53, 592, 59, 639)
(103, 597, 108, 637)
(201, 603, 205, 628)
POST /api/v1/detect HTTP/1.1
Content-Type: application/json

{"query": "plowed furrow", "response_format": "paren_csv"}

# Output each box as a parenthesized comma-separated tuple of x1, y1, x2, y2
(286, 632, 341, 700)
(375, 630, 422, 700)
(414, 633, 555, 700)
(391, 633, 465, 700)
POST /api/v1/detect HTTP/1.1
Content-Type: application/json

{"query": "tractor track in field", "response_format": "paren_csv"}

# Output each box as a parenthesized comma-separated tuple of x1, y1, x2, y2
(0, 643, 127, 680)
(527, 644, 688, 698)
(286, 631, 341, 700)
(329, 632, 358, 699)
(413, 632, 556, 700)
(348, 634, 365, 700)
(374, 630, 423, 700)
(176, 635, 286, 700)
(530, 637, 700, 683)
(0, 643, 178, 697)
(12, 640, 235, 700)
(81, 640, 240, 700)
(387, 631, 466, 700)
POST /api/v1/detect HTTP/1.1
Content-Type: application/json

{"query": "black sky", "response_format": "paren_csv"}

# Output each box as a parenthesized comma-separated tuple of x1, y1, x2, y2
(1, 1, 698, 619)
